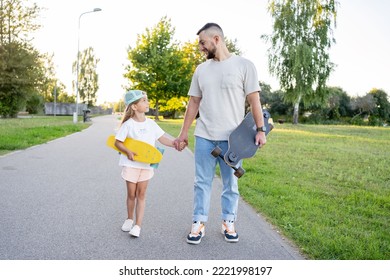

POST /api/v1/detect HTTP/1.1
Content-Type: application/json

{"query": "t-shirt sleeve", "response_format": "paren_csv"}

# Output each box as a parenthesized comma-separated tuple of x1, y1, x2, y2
(152, 121, 165, 140)
(188, 66, 202, 97)
(115, 122, 129, 142)
(244, 60, 261, 96)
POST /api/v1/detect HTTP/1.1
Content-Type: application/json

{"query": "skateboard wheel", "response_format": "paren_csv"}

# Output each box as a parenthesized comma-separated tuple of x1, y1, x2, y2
(211, 146, 222, 157)
(234, 167, 245, 178)
(227, 152, 238, 164)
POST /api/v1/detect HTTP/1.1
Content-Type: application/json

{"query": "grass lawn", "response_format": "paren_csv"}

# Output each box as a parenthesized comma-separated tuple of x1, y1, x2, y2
(158, 120, 390, 260)
(0, 116, 90, 155)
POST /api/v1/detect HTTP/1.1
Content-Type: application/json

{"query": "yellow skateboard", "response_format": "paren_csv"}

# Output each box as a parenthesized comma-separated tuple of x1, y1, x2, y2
(106, 135, 163, 164)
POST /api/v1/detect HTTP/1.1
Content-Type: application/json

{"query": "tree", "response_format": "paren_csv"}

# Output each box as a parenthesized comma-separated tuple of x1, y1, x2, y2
(72, 47, 100, 107)
(124, 17, 194, 119)
(263, 0, 338, 124)
(303, 86, 351, 123)
(0, 0, 41, 44)
(323, 86, 351, 120)
(0, 41, 44, 117)
(0, 0, 44, 117)
(35, 52, 67, 103)
(181, 40, 205, 74)
(369, 88, 390, 123)
(159, 96, 188, 118)
(350, 94, 376, 122)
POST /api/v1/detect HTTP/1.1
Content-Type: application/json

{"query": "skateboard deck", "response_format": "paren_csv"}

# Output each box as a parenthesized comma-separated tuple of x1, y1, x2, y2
(211, 110, 273, 178)
(106, 135, 163, 164)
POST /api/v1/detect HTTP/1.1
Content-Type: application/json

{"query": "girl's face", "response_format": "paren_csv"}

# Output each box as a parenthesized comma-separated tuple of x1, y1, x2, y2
(133, 96, 149, 113)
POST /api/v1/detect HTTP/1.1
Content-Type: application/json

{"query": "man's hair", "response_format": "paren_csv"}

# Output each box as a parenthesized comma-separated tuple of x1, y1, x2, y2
(196, 23, 224, 38)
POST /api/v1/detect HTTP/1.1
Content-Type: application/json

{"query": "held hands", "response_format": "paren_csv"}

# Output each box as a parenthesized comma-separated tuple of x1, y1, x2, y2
(173, 137, 188, 151)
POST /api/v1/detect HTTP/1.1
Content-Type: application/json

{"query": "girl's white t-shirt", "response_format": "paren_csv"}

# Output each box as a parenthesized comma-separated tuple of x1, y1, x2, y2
(115, 118, 165, 169)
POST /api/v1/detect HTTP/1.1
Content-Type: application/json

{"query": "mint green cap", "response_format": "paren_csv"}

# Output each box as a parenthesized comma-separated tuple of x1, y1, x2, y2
(124, 90, 145, 105)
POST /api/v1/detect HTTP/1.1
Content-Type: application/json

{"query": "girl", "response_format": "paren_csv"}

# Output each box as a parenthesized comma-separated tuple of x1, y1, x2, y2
(115, 90, 176, 237)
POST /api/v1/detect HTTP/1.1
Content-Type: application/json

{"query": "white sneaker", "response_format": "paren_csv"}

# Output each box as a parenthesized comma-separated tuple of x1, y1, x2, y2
(121, 219, 133, 232)
(129, 225, 141, 237)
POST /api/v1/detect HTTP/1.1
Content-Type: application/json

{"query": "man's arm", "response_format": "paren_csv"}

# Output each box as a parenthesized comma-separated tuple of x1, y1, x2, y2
(175, 96, 201, 150)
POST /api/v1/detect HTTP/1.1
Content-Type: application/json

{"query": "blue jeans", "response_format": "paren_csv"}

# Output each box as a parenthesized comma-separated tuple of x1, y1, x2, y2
(193, 136, 240, 222)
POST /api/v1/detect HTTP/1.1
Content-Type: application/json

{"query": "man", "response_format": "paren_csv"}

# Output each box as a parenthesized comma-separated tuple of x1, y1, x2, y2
(175, 23, 267, 244)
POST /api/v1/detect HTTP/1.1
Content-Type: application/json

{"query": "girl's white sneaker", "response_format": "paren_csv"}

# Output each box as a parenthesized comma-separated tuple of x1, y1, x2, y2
(121, 219, 133, 232)
(129, 225, 141, 237)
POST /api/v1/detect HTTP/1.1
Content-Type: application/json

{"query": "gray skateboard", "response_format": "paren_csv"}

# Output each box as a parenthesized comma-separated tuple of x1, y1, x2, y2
(211, 110, 273, 178)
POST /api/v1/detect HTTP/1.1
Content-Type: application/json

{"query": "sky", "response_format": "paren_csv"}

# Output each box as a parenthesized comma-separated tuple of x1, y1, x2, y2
(32, 0, 390, 105)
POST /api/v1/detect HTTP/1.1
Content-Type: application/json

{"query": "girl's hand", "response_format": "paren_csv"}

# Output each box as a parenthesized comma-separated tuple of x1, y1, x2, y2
(126, 150, 137, 161)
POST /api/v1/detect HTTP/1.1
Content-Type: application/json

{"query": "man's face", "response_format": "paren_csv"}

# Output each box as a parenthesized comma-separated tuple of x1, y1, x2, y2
(198, 32, 217, 59)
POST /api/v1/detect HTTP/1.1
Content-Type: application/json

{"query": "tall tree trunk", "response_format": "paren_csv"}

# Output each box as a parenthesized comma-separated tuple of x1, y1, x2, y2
(292, 94, 302, 125)
(154, 99, 160, 121)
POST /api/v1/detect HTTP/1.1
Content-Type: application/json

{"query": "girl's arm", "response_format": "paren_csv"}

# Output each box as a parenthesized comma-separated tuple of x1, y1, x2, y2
(158, 133, 178, 148)
(114, 139, 137, 160)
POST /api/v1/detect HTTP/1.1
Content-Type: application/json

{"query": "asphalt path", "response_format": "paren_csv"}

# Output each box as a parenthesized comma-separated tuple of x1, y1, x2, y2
(0, 115, 304, 260)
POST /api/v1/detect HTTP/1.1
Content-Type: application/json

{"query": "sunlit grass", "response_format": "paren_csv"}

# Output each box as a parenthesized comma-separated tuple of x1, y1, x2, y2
(159, 121, 390, 259)
(0, 116, 90, 155)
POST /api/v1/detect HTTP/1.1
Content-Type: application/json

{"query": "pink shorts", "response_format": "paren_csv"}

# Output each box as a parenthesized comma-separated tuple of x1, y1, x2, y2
(121, 167, 154, 183)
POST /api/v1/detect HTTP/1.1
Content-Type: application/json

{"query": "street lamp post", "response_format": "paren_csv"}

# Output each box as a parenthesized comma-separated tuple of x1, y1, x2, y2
(73, 8, 102, 124)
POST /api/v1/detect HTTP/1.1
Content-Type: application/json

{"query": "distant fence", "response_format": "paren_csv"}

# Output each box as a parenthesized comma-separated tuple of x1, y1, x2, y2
(44, 103, 87, 116)
(88, 106, 113, 115)
(44, 103, 112, 116)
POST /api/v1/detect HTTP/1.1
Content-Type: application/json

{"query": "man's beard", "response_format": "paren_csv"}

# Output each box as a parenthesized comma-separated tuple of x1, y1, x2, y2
(206, 46, 217, 59)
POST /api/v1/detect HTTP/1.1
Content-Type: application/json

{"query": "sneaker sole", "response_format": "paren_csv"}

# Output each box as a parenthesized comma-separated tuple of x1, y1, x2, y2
(186, 238, 202, 245)
(224, 236, 239, 242)
(129, 229, 140, 237)
(129, 232, 140, 237)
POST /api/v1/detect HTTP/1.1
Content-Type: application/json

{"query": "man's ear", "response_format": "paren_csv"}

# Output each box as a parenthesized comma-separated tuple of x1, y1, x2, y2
(214, 35, 220, 44)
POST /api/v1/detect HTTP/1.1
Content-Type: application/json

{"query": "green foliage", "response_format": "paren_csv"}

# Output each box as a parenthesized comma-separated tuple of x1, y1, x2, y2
(73, 47, 100, 107)
(350, 94, 376, 122)
(303, 87, 352, 123)
(0, 42, 44, 117)
(263, 0, 338, 124)
(0, 0, 46, 118)
(159, 96, 189, 118)
(369, 88, 390, 122)
(225, 37, 242, 55)
(0, 0, 41, 44)
(37, 53, 69, 103)
(125, 17, 193, 118)
(181, 40, 205, 73)
(25, 91, 43, 114)
(123, 17, 244, 118)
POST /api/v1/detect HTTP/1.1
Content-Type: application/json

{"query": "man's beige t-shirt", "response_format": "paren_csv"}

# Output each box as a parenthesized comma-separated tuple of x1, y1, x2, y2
(188, 54, 261, 140)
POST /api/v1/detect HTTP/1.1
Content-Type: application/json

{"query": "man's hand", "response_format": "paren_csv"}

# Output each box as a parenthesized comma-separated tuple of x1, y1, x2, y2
(255, 132, 267, 148)
(174, 134, 188, 151)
